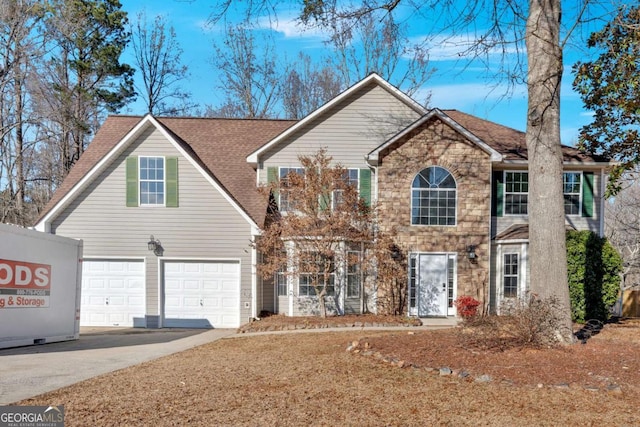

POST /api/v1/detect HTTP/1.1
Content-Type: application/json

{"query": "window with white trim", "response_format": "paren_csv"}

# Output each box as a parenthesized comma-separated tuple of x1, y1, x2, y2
(346, 250, 361, 298)
(333, 169, 359, 209)
(563, 172, 581, 215)
(299, 272, 335, 296)
(279, 167, 304, 212)
(298, 253, 335, 297)
(276, 268, 288, 297)
(503, 253, 519, 298)
(504, 171, 528, 215)
(411, 166, 457, 226)
(140, 157, 165, 205)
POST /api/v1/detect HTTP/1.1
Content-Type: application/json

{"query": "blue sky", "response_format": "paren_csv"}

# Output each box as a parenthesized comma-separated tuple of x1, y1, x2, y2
(119, 0, 616, 146)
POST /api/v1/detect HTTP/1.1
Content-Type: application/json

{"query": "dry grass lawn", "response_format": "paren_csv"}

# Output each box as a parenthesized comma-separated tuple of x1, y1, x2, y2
(18, 317, 640, 426)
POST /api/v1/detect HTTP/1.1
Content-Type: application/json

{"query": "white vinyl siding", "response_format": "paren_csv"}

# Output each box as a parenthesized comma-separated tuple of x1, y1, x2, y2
(258, 84, 421, 186)
(51, 125, 255, 324)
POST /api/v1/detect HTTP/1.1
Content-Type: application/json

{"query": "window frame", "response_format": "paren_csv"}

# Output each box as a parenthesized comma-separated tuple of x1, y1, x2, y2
(563, 172, 582, 216)
(332, 169, 360, 210)
(139, 156, 166, 206)
(275, 269, 288, 297)
(410, 166, 457, 226)
(504, 171, 529, 216)
(297, 252, 336, 297)
(346, 250, 361, 298)
(278, 167, 304, 212)
(503, 253, 519, 298)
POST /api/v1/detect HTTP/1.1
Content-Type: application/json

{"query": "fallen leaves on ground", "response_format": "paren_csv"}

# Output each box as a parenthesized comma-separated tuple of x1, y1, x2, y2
(18, 317, 640, 426)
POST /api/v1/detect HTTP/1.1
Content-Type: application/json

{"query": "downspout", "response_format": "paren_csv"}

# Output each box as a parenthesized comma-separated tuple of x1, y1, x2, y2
(251, 228, 259, 320)
(370, 163, 379, 315)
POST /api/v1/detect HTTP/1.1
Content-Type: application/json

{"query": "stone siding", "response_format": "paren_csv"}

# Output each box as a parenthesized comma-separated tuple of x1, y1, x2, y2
(377, 118, 492, 303)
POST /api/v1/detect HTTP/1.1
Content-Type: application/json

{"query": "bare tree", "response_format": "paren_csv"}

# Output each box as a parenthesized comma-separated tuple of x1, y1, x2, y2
(258, 149, 374, 317)
(281, 53, 343, 119)
(209, 22, 280, 118)
(324, 11, 431, 101)
(130, 11, 193, 116)
(0, 0, 46, 225)
(605, 172, 640, 290)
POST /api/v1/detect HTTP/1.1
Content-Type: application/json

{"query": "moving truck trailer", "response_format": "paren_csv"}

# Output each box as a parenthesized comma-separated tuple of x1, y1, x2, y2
(0, 223, 82, 349)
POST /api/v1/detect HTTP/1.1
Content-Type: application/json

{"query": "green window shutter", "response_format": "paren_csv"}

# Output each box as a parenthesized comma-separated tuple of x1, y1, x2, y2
(359, 168, 372, 207)
(267, 166, 279, 208)
(319, 188, 329, 211)
(492, 171, 504, 217)
(582, 171, 594, 217)
(126, 156, 138, 207)
(166, 157, 179, 207)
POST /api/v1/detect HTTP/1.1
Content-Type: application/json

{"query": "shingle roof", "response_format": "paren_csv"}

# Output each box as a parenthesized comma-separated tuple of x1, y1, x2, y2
(443, 110, 609, 163)
(494, 223, 577, 241)
(36, 115, 296, 227)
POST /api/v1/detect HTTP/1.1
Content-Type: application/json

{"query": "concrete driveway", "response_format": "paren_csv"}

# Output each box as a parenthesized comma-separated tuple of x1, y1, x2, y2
(0, 328, 234, 405)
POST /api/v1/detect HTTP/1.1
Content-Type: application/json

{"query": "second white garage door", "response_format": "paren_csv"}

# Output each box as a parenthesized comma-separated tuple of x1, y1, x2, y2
(163, 261, 240, 328)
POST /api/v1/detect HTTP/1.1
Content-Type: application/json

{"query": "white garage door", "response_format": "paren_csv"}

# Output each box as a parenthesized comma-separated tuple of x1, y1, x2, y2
(163, 261, 240, 328)
(81, 260, 146, 327)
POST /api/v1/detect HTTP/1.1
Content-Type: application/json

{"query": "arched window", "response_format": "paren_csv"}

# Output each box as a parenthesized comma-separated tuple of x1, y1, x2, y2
(411, 166, 457, 225)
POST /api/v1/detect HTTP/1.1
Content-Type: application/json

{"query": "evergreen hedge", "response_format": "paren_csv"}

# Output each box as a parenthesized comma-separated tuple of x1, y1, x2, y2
(566, 230, 622, 323)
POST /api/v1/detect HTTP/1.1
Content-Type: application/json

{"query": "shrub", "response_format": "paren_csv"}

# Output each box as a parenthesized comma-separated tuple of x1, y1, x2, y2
(566, 230, 622, 323)
(453, 295, 481, 319)
(457, 295, 569, 351)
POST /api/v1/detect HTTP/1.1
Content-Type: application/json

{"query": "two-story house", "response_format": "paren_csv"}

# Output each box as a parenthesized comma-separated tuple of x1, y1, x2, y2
(35, 73, 609, 328)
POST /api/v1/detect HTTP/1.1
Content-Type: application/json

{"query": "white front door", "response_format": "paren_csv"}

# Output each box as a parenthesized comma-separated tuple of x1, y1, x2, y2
(417, 254, 449, 317)
(81, 260, 146, 327)
(163, 261, 240, 328)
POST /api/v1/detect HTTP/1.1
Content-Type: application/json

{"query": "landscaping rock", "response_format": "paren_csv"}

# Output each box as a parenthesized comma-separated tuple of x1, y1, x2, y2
(475, 374, 492, 383)
(439, 367, 452, 376)
(607, 384, 623, 395)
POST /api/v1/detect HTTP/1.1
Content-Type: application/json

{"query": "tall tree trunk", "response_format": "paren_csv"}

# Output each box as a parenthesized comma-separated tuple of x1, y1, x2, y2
(15, 70, 24, 224)
(526, 0, 573, 343)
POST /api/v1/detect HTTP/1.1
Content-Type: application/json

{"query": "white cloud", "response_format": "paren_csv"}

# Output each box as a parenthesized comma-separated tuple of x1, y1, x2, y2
(255, 13, 329, 39)
(411, 34, 520, 62)
(427, 82, 526, 109)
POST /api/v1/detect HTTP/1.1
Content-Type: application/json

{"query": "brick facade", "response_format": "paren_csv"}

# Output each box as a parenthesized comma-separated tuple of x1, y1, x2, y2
(377, 118, 492, 304)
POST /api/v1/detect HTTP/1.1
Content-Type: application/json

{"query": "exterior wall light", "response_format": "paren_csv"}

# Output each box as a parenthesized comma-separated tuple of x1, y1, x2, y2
(466, 245, 477, 260)
(148, 235, 162, 256)
(390, 244, 402, 261)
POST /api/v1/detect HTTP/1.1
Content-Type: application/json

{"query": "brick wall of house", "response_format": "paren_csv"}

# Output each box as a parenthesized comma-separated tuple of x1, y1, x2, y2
(377, 118, 492, 305)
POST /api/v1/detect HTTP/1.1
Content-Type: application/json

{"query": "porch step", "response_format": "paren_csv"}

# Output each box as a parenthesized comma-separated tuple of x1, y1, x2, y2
(418, 317, 460, 328)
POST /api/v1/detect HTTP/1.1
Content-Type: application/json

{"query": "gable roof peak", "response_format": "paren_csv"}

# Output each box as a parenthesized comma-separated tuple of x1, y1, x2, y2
(246, 73, 427, 165)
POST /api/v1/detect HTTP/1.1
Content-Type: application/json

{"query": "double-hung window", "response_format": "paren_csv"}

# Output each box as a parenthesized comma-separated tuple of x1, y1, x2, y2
(503, 253, 519, 298)
(563, 172, 581, 215)
(503, 171, 584, 216)
(346, 250, 361, 298)
(279, 167, 304, 212)
(333, 169, 359, 209)
(298, 253, 335, 297)
(276, 266, 288, 297)
(504, 172, 528, 215)
(140, 157, 165, 205)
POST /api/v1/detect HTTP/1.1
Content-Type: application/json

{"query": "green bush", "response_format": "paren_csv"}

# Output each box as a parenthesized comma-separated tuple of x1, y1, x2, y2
(566, 230, 622, 323)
